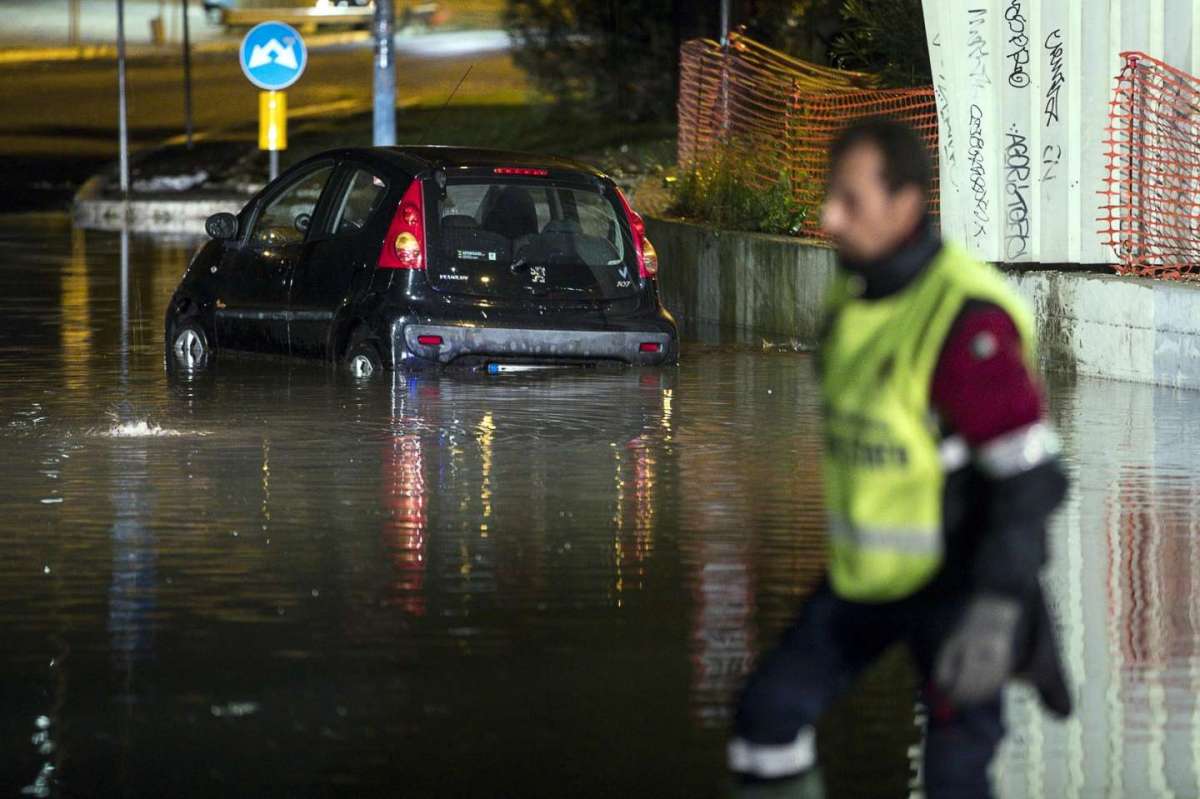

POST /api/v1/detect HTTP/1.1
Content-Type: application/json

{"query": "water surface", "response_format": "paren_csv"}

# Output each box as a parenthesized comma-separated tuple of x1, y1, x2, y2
(0, 215, 1196, 798)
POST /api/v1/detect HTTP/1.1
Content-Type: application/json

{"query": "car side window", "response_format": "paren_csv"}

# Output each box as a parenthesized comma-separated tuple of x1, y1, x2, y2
(250, 165, 334, 247)
(329, 169, 388, 236)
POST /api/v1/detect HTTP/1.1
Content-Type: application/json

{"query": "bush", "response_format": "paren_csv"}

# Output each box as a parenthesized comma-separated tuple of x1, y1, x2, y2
(503, 0, 678, 122)
(669, 144, 809, 236)
(829, 0, 931, 87)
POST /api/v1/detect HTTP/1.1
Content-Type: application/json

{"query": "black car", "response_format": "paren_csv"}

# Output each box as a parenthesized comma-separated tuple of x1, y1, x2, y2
(165, 146, 678, 377)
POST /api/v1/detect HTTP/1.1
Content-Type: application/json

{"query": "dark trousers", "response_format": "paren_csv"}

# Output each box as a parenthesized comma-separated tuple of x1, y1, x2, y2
(733, 580, 1005, 799)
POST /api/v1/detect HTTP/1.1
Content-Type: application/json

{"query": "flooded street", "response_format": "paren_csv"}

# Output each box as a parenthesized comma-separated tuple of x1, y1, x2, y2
(1, 214, 1197, 798)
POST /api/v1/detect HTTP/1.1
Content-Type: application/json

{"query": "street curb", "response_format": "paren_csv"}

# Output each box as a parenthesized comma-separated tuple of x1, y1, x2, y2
(73, 175, 247, 235)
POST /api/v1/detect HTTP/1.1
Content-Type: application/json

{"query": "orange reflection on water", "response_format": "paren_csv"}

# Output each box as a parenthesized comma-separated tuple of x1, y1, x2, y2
(382, 433, 428, 616)
(60, 227, 91, 391)
(1108, 470, 1200, 742)
(613, 434, 658, 601)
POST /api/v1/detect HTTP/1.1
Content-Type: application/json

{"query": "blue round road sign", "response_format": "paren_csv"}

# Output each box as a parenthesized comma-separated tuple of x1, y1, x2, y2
(239, 21, 307, 91)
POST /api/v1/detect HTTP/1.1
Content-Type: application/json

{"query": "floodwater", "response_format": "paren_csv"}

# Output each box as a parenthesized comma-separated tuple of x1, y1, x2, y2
(0, 214, 1197, 798)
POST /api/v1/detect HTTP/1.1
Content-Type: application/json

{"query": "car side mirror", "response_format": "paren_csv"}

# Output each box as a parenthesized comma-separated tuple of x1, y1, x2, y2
(294, 212, 312, 234)
(205, 212, 238, 240)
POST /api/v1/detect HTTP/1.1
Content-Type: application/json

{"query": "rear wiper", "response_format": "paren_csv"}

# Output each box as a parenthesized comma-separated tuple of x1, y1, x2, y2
(512, 249, 565, 274)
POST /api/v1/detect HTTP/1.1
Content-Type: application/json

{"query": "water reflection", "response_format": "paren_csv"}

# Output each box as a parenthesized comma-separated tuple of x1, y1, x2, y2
(381, 430, 428, 616)
(0, 215, 1198, 797)
(61, 227, 91, 392)
(108, 443, 157, 681)
(996, 380, 1200, 799)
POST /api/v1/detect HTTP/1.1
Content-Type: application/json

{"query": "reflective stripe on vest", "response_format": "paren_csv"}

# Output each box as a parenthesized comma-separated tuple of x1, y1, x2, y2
(827, 514, 943, 556)
(820, 244, 1037, 602)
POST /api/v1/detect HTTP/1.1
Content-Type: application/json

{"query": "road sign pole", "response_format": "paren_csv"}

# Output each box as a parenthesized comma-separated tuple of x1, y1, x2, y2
(373, 0, 396, 146)
(182, 0, 194, 149)
(116, 0, 130, 197)
(259, 90, 287, 181)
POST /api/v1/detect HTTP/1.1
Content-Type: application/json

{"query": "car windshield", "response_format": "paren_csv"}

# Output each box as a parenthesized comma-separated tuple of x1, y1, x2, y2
(428, 179, 639, 301)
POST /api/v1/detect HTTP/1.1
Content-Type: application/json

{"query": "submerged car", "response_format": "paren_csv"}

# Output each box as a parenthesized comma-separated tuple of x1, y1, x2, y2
(165, 146, 678, 377)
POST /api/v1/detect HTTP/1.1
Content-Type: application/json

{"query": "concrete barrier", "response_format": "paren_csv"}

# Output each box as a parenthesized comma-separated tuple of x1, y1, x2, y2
(647, 217, 1200, 391)
(646, 218, 836, 347)
(72, 175, 244, 235)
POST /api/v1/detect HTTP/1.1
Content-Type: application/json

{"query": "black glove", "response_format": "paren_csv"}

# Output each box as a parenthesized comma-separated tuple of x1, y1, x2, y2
(935, 594, 1021, 706)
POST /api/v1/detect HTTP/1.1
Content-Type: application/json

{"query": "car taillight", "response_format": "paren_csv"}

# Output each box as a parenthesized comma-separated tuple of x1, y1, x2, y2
(616, 188, 658, 279)
(378, 179, 426, 270)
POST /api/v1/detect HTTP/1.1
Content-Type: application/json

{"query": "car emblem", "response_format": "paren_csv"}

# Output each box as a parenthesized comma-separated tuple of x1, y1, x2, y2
(530, 266, 546, 283)
(618, 266, 629, 279)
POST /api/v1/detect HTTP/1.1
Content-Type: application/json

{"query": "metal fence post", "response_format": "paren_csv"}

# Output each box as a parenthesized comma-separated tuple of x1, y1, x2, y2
(117, 0, 130, 197)
(373, 0, 396, 146)
(1127, 55, 1141, 270)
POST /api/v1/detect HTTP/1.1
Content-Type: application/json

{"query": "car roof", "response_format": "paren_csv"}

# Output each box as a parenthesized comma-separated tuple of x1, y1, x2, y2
(335, 145, 609, 180)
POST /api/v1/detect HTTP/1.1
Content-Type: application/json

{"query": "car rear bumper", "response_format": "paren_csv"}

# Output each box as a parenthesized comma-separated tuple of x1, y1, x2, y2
(395, 322, 675, 367)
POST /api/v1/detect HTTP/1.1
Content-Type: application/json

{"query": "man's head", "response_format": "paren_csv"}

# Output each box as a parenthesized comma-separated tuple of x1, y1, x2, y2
(821, 118, 932, 262)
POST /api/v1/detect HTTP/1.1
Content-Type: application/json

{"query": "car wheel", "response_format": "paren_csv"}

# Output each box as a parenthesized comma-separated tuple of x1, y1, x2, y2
(345, 337, 383, 380)
(171, 320, 211, 371)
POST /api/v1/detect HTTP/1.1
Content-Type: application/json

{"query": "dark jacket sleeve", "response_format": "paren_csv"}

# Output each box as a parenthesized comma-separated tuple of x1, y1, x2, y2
(931, 303, 1068, 599)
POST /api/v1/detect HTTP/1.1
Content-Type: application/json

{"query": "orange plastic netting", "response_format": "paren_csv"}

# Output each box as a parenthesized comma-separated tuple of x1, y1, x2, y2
(1099, 52, 1200, 279)
(677, 33, 939, 239)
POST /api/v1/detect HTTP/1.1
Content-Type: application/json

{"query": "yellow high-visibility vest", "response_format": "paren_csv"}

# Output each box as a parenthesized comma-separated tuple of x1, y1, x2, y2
(819, 243, 1036, 602)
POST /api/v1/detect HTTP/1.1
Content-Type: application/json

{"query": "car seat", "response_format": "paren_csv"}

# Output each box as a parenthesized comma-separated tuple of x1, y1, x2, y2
(441, 213, 510, 269)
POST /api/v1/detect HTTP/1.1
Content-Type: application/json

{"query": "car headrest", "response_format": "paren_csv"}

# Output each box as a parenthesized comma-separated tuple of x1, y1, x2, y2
(482, 186, 539, 240)
(441, 214, 479, 230)
(542, 219, 584, 236)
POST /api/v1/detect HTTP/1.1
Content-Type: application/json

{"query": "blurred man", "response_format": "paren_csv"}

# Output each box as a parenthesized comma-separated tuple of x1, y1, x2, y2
(728, 119, 1071, 798)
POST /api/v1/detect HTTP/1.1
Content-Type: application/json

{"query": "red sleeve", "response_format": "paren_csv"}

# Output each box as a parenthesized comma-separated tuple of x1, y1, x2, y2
(930, 305, 1043, 446)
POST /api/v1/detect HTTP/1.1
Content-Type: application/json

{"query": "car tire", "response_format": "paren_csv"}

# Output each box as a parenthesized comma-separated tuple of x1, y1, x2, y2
(170, 320, 211, 371)
(345, 335, 383, 380)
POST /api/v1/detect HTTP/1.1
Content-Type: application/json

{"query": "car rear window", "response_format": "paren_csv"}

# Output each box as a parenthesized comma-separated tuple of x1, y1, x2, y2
(428, 179, 638, 301)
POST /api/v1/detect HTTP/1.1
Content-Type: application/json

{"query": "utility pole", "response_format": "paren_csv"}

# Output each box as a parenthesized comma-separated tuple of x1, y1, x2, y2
(117, 0, 130, 196)
(69, 0, 82, 46)
(719, 0, 730, 45)
(372, 0, 396, 146)
(182, 0, 194, 148)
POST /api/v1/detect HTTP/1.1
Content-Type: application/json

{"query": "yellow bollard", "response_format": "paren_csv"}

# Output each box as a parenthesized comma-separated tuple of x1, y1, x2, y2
(259, 90, 287, 151)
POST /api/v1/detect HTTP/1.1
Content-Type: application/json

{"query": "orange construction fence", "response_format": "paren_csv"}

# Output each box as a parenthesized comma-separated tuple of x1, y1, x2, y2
(1099, 52, 1200, 279)
(677, 33, 939, 239)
